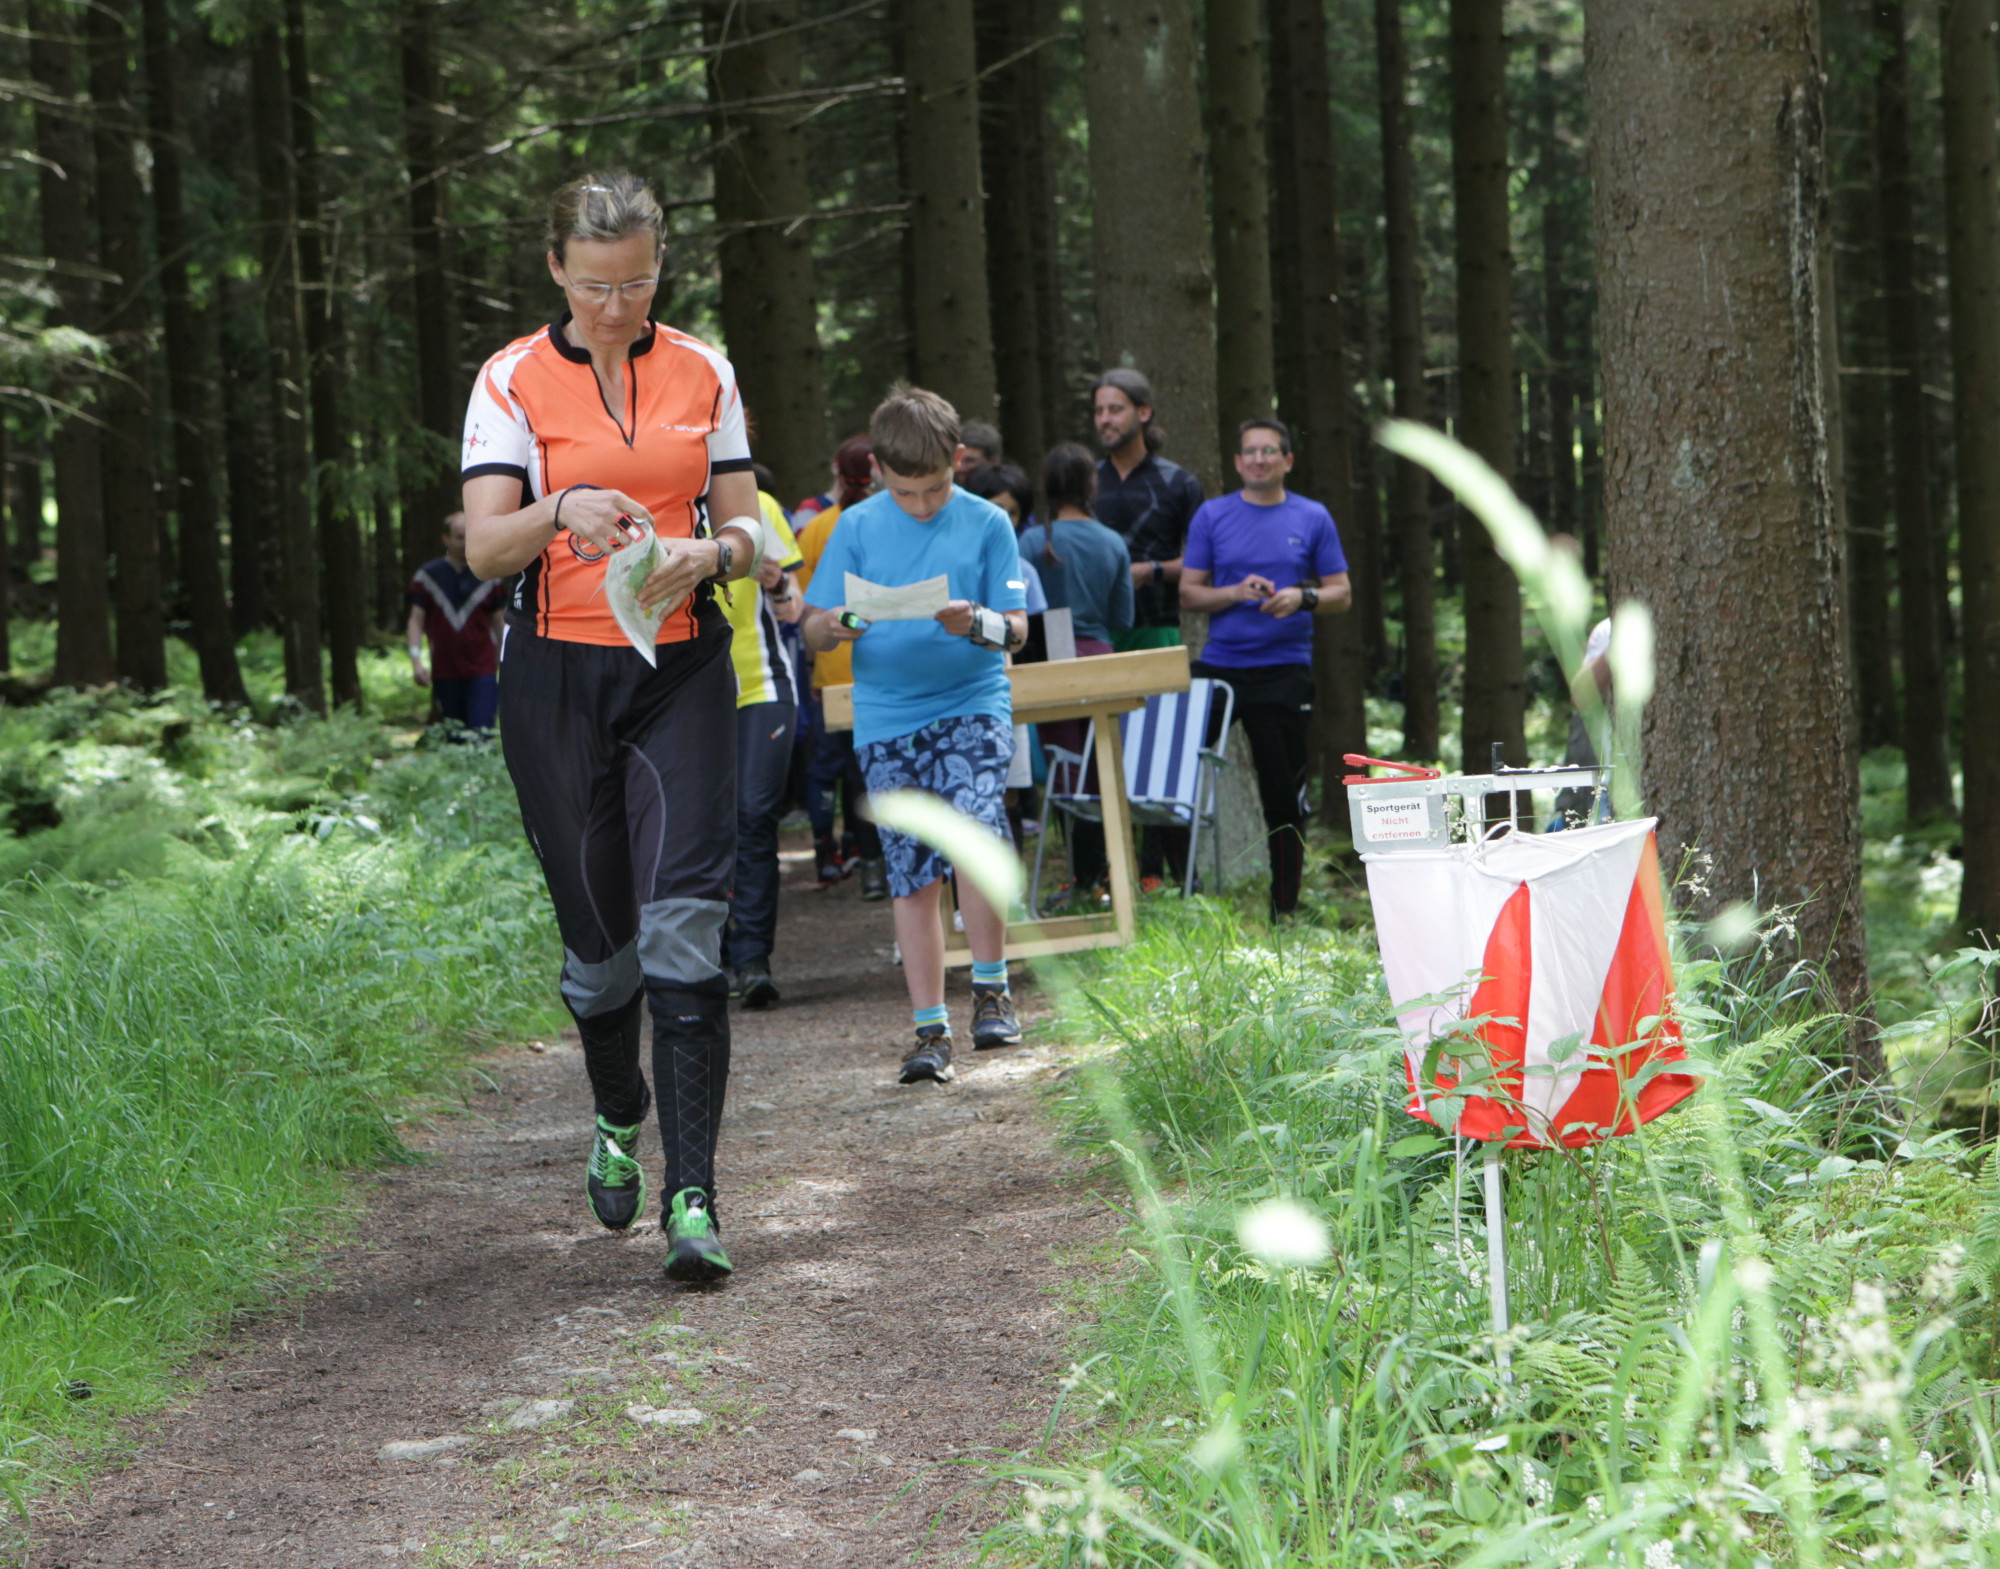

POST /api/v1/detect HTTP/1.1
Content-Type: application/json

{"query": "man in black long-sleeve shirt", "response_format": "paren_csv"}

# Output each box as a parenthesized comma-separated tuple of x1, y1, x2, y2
(1091, 368, 1205, 651)
(1089, 368, 1203, 884)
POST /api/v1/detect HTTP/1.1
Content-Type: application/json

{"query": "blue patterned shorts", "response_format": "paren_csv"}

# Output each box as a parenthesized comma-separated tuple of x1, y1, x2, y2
(858, 713, 1015, 898)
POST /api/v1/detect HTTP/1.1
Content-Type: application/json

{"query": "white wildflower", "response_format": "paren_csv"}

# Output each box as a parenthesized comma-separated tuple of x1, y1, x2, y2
(1643, 1539, 1680, 1569)
(1236, 1198, 1331, 1268)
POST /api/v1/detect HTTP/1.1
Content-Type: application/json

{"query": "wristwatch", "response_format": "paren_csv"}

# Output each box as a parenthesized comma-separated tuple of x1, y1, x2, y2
(1151, 560, 1164, 585)
(711, 538, 734, 581)
(1301, 584, 1320, 610)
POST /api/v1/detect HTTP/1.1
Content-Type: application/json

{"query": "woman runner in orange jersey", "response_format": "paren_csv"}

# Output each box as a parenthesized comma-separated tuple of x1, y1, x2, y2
(461, 173, 764, 1283)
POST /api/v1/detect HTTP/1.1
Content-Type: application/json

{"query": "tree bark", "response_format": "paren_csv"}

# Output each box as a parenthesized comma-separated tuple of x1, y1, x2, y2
(223, 278, 276, 637)
(1377, 0, 1439, 760)
(1206, 0, 1275, 459)
(1587, 0, 1878, 1063)
(1942, 0, 2000, 937)
(285, 0, 360, 710)
(29, 0, 115, 689)
(976, 0, 1058, 458)
(1845, 319, 1900, 752)
(86, 0, 167, 691)
(708, 0, 831, 502)
(1265, 0, 1363, 825)
(1536, 41, 1577, 545)
(1577, 301, 1601, 579)
(1874, 0, 1954, 821)
(401, 0, 461, 583)
(903, 0, 997, 424)
(0, 419, 11, 675)
(1451, 0, 1527, 784)
(251, 18, 324, 712)
(1083, 0, 1219, 494)
(12, 439, 42, 572)
(1343, 249, 1389, 677)
(143, 0, 245, 704)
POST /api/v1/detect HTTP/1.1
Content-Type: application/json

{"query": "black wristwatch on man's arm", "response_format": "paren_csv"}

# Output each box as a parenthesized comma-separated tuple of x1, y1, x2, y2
(966, 604, 1017, 651)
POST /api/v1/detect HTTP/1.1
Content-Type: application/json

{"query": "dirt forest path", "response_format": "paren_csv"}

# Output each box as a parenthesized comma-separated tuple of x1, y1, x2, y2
(31, 834, 1115, 1568)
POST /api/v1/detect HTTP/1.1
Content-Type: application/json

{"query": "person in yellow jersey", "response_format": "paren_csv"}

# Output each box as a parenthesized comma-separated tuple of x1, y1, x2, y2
(718, 482, 806, 1007)
(794, 437, 887, 897)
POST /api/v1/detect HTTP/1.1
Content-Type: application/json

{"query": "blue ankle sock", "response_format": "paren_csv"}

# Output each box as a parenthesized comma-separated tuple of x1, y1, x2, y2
(971, 960, 1009, 991)
(913, 1003, 949, 1032)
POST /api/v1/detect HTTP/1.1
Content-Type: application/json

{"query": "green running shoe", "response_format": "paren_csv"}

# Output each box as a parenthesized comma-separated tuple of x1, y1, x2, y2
(662, 1188, 733, 1283)
(586, 1117, 647, 1231)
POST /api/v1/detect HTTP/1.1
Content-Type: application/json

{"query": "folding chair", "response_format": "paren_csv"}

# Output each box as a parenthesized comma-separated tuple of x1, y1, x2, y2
(1030, 677, 1235, 912)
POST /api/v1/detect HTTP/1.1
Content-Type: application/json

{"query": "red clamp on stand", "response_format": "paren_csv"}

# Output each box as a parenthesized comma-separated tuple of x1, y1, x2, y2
(1342, 754, 1443, 787)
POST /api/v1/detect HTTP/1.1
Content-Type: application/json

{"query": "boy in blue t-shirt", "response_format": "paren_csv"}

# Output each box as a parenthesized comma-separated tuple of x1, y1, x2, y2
(1179, 417, 1353, 918)
(801, 387, 1030, 1084)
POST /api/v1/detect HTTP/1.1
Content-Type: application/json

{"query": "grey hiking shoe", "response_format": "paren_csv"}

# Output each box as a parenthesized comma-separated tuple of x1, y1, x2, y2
(971, 985, 1022, 1050)
(899, 1023, 955, 1084)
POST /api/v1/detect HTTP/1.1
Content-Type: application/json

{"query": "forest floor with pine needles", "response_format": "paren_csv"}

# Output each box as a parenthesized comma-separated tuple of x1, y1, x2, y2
(21, 836, 1111, 1569)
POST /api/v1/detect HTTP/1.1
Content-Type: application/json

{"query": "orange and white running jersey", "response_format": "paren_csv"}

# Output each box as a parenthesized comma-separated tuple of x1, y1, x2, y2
(461, 314, 753, 646)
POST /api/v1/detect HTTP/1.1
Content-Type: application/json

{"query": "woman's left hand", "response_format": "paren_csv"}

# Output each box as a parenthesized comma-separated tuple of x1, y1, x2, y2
(637, 536, 720, 612)
(1259, 586, 1306, 619)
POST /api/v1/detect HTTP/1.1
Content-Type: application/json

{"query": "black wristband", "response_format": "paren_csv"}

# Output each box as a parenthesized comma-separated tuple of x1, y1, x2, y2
(1301, 583, 1320, 610)
(1151, 559, 1164, 585)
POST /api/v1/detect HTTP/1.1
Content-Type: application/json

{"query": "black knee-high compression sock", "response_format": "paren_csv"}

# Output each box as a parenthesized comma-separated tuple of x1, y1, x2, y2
(573, 991, 649, 1129)
(647, 985, 731, 1210)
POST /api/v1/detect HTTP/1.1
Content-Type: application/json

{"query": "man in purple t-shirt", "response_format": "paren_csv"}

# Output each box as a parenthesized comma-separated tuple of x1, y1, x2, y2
(1179, 418, 1353, 916)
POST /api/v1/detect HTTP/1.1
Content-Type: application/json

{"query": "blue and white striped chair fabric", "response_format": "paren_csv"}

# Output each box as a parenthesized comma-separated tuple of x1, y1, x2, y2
(1030, 677, 1236, 909)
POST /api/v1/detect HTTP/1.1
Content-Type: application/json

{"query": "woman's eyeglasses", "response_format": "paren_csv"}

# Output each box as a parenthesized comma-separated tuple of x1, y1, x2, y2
(562, 276, 659, 304)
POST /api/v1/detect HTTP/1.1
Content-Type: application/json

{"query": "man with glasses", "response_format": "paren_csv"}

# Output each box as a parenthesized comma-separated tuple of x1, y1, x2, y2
(1177, 418, 1352, 919)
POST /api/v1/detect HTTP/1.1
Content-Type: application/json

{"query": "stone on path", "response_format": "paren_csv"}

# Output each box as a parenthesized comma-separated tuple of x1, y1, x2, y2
(626, 1403, 704, 1426)
(378, 1435, 469, 1461)
(503, 1398, 572, 1430)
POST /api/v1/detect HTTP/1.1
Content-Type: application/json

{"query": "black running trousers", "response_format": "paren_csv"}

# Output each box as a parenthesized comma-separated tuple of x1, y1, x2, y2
(500, 613, 738, 1204)
(1192, 660, 1314, 915)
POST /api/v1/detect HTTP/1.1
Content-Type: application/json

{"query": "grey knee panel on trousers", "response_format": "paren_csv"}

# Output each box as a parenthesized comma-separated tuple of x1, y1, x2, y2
(639, 897, 729, 986)
(562, 941, 642, 1018)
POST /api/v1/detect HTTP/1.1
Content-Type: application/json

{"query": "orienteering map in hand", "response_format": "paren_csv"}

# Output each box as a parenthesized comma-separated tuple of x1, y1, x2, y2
(842, 572, 951, 622)
(602, 531, 683, 665)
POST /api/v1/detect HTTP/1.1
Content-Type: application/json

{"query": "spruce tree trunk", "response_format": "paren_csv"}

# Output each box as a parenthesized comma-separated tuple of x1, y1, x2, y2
(1577, 301, 1601, 578)
(708, 0, 830, 502)
(1451, 0, 1527, 785)
(285, 0, 359, 710)
(12, 441, 41, 571)
(1942, 0, 2000, 938)
(1846, 324, 1900, 752)
(223, 278, 275, 637)
(143, 0, 245, 704)
(401, 0, 460, 579)
(1265, 0, 1363, 825)
(1206, 0, 1275, 458)
(1083, 0, 1219, 494)
(903, 0, 997, 423)
(976, 0, 1056, 457)
(1377, 0, 1439, 760)
(1343, 252, 1390, 676)
(1840, 45, 1898, 756)
(87, 0, 167, 691)
(1537, 41, 1577, 544)
(1587, 0, 1878, 1062)
(1875, 0, 1954, 821)
(251, 19, 323, 713)
(29, 0, 115, 689)
(0, 420, 11, 675)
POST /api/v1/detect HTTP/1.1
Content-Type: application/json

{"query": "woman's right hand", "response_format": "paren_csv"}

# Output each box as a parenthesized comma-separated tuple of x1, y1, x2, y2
(556, 486, 653, 557)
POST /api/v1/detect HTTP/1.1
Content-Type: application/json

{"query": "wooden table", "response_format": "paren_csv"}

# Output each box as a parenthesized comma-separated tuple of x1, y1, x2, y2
(820, 645, 1192, 962)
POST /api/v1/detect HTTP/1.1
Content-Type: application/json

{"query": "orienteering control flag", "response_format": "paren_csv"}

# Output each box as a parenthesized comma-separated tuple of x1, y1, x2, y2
(1363, 817, 1697, 1148)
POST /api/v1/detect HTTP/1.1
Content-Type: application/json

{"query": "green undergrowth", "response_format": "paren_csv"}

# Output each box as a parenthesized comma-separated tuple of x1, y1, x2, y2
(0, 672, 560, 1515)
(1000, 892, 2000, 1567)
